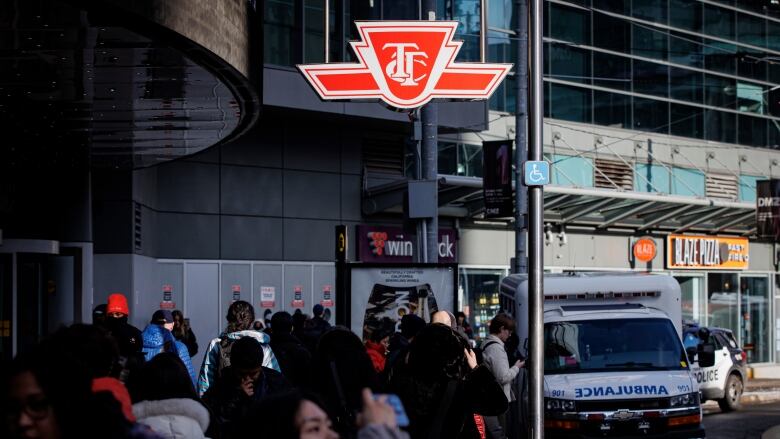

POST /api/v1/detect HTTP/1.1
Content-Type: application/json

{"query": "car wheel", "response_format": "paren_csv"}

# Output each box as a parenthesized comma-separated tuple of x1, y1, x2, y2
(717, 374, 743, 412)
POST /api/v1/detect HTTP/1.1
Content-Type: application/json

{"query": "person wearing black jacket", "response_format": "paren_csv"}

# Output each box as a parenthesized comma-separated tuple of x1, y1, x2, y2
(202, 337, 291, 439)
(172, 310, 198, 358)
(269, 311, 312, 388)
(388, 323, 508, 439)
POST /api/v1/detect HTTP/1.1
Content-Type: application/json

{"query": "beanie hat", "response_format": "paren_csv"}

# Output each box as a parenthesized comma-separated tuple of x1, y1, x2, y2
(106, 293, 129, 316)
(230, 336, 265, 370)
(151, 309, 174, 325)
(400, 314, 426, 339)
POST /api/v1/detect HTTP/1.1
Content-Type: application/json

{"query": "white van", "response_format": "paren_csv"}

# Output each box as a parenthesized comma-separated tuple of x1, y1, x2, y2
(500, 272, 714, 439)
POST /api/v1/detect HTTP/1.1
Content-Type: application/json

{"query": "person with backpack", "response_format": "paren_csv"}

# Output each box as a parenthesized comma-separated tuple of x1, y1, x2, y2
(141, 310, 197, 386)
(198, 300, 280, 396)
(202, 337, 291, 439)
(480, 313, 524, 439)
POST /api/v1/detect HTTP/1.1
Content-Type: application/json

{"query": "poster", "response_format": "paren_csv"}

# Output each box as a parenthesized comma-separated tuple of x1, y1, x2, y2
(160, 284, 175, 309)
(757, 179, 780, 241)
(483, 139, 513, 218)
(260, 286, 275, 308)
(348, 263, 457, 339)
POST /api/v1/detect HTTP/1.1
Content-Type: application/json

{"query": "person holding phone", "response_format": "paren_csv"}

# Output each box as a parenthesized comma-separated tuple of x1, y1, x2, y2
(388, 323, 508, 439)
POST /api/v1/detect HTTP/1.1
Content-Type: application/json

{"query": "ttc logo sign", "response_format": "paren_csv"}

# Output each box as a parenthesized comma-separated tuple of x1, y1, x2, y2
(298, 21, 512, 109)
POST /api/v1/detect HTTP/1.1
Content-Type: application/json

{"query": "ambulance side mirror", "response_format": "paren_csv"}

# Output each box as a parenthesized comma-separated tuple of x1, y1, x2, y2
(697, 343, 716, 368)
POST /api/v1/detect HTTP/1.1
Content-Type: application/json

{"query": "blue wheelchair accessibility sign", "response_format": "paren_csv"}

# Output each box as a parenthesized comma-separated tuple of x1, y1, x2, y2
(524, 160, 550, 186)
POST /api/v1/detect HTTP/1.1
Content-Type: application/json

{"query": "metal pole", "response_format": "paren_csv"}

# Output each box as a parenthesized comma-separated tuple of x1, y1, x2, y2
(480, 0, 488, 63)
(514, 0, 528, 275)
(324, 0, 330, 62)
(529, 0, 544, 437)
(422, 0, 438, 263)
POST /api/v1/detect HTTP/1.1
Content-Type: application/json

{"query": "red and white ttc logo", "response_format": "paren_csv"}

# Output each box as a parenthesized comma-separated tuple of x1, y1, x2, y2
(298, 21, 512, 109)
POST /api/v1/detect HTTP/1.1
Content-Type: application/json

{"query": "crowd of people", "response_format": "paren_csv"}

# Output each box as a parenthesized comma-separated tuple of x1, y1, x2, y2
(3, 293, 525, 439)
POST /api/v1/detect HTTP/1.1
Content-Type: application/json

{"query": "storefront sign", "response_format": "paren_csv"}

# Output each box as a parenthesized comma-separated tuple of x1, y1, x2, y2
(632, 238, 657, 263)
(297, 21, 512, 109)
(483, 140, 513, 218)
(757, 179, 780, 241)
(357, 225, 457, 263)
(666, 235, 749, 270)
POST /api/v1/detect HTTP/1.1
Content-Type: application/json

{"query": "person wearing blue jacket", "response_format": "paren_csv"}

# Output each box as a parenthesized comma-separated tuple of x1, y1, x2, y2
(141, 309, 197, 386)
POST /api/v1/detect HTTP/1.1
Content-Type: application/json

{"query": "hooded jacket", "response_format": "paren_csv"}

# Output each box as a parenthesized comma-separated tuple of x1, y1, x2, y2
(197, 329, 280, 396)
(133, 398, 210, 439)
(141, 324, 197, 385)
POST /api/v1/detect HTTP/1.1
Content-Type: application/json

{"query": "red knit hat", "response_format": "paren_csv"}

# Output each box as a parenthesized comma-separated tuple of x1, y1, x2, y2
(92, 377, 136, 422)
(107, 293, 129, 315)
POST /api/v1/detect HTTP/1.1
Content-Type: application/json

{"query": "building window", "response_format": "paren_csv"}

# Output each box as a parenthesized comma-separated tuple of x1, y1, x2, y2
(265, 0, 297, 65)
(633, 60, 669, 98)
(632, 0, 668, 24)
(635, 163, 670, 193)
(670, 104, 704, 139)
(738, 115, 768, 148)
(632, 24, 668, 61)
(737, 12, 766, 48)
(738, 175, 759, 202)
(671, 167, 705, 196)
(740, 276, 770, 363)
(454, 0, 482, 62)
(707, 273, 739, 341)
(550, 3, 590, 45)
(633, 97, 669, 134)
(304, 0, 326, 63)
(704, 75, 736, 109)
(704, 4, 735, 41)
(593, 12, 630, 53)
(670, 0, 702, 32)
(704, 110, 737, 144)
(704, 39, 737, 76)
(550, 44, 591, 84)
(669, 32, 703, 69)
(459, 268, 507, 341)
(552, 155, 594, 187)
(593, 52, 631, 91)
(550, 84, 592, 123)
(594, 90, 632, 129)
(676, 276, 705, 324)
(670, 67, 703, 103)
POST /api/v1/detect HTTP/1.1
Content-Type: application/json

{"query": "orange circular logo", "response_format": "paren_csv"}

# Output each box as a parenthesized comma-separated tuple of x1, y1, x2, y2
(633, 238, 657, 262)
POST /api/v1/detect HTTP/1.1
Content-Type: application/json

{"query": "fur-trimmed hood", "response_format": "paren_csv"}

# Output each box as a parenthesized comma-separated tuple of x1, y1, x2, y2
(133, 398, 210, 439)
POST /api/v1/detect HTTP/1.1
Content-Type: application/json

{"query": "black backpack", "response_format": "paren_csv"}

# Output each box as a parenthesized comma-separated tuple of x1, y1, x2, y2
(473, 340, 500, 365)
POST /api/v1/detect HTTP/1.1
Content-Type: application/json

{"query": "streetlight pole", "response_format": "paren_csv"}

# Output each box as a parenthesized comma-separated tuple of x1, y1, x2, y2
(421, 0, 439, 263)
(514, 0, 528, 275)
(528, 0, 545, 437)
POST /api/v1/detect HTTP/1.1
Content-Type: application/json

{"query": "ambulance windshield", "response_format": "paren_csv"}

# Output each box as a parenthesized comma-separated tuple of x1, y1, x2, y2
(544, 318, 687, 374)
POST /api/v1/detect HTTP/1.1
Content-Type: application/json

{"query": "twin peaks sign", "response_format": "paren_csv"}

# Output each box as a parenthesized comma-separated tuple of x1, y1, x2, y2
(297, 21, 512, 109)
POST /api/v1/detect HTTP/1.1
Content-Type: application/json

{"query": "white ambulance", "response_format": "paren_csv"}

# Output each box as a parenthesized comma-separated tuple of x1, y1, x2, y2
(500, 272, 714, 439)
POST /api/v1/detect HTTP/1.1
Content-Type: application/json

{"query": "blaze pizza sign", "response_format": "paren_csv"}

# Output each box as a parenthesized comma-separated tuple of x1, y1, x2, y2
(298, 21, 512, 109)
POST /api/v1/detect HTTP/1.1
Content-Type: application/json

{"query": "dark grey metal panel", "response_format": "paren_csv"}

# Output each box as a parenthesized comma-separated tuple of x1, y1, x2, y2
(341, 131, 362, 175)
(283, 171, 341, 220)
(341, 175, 362, 221)
(156, 213, 220, 259)
(221, 129, 284, 168)
(93, 200, 132, 254)
(138, 205, 159, 258)
(283, 218, 340, 261)
(252, 264, 284, 319)
(92, 254, 133, 306)
(184, 146, 221, 164)
(312, 264, 336, 323)
(282, 264, 313, 314)
(437, 101, 489, 132)
(220, 165, 283, 216)
(220, 215, 284, 260)
(220, 263, 252, 327)
(157, 162, 219, 213)
(284, 126, 341, 172)
(133, 167, 159, 210)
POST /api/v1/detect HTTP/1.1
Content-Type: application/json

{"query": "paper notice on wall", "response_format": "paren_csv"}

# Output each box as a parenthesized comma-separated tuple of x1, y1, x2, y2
(260, 286, 275, 308)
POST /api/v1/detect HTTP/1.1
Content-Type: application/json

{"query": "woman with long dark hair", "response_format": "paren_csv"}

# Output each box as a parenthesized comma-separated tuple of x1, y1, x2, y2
(172, 310, 198, 358)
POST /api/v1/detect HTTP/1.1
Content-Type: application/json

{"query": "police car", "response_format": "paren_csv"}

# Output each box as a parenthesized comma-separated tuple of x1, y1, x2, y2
(683, 324, 747, 411)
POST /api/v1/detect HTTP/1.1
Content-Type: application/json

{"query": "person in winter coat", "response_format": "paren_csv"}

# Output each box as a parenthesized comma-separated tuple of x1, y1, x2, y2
(388, 323, 508, 439)
(481, 313, 524, 439)
(238, 388, 409, 439)
(198, 300, 280, 396)
(302, 304, 331, 352)
(5, 331, 163, 439)
(365, 328, 391, 374)
(141, 310, 197, 386)
(382, 314, 426, 388)
(172, 310, 198, 358)
(130, 353, 212, 439)
(104, 293, 145, 379)
(270, 311, 312, 388)
(311, 327, 380, 438)
(202, 337, 291, 439)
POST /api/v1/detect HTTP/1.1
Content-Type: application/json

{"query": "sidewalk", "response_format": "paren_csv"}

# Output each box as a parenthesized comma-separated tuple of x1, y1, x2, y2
(743, 379, 780, 439)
